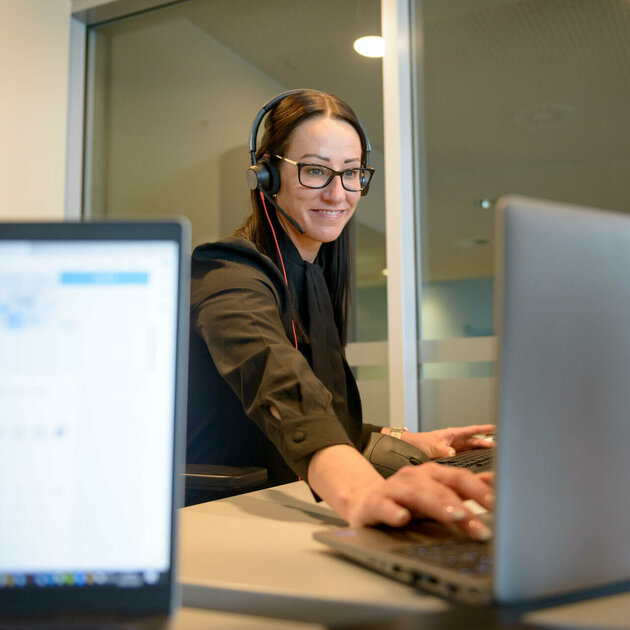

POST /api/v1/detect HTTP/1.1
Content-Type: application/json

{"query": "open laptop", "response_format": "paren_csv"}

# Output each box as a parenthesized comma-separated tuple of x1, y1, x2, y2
(314, 195, 630, 605)
(0, 220, 190, 627)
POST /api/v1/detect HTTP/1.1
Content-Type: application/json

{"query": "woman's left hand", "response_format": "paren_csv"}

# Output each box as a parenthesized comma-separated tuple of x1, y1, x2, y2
(400, 424, 496, 459)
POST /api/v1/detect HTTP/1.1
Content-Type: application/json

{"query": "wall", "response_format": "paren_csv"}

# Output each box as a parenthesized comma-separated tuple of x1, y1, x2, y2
(92, 15, 284, 245)
(0, 0, 71, 220)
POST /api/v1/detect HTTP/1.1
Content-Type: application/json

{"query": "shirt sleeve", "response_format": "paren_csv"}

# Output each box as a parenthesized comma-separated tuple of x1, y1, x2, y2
(191, 257, 356, 480)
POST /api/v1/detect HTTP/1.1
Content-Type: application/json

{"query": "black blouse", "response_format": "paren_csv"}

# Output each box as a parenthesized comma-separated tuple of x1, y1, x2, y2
(186, 227, 380, 485)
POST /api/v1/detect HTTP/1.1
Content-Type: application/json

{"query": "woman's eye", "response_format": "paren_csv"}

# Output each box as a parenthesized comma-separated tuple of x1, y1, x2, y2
(304, 166, 326, 177)
(343, 169, 359, 180)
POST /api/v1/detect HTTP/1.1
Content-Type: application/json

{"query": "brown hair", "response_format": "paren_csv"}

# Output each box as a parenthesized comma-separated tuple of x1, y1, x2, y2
(235, 90, 367, 346)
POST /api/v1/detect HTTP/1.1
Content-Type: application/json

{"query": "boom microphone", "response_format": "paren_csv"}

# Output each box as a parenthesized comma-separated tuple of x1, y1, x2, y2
(260, 190, 306, 235)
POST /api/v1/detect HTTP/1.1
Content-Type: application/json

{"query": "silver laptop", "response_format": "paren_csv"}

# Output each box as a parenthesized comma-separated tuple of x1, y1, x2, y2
(0, 220, 190, 626)
(314, 195, 630, 604)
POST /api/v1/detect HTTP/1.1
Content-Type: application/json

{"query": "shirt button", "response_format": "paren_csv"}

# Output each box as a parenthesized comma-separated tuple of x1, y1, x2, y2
(293, 431, 305, 443)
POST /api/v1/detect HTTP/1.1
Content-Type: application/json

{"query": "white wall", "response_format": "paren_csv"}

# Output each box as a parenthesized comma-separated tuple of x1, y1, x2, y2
(0, 0, 71, 220)
(92, 15, 285, 246)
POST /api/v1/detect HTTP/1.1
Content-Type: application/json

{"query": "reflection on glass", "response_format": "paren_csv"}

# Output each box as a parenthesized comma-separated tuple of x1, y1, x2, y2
(84, 0, 389, 423)
(414, 0, 630, 427)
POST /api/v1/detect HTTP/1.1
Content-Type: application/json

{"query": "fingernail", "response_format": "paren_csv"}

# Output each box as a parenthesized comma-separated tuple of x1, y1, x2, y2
(447, 448, 456, 457)
(395, 508, 411, 523)
(469, 519, 493, 541)
(445, 505, 467, 521)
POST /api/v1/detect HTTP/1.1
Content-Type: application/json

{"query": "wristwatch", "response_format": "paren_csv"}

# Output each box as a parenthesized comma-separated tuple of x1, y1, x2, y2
(390, 426, 408, 440)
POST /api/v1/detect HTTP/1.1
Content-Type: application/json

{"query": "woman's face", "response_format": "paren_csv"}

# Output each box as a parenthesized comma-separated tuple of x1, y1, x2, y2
(274, 116, 362, 262)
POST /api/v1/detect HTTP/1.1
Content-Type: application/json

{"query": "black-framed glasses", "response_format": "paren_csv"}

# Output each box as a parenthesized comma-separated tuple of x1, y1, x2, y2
(273, 155, 374, 192)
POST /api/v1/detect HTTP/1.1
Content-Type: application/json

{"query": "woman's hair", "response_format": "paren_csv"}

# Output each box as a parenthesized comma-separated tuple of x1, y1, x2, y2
(235, 90, 367, 346)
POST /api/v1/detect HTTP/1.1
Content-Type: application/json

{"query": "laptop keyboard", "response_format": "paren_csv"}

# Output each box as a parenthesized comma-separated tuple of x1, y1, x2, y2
(393, 540, 493, 576)
(434, 448, 495, 472)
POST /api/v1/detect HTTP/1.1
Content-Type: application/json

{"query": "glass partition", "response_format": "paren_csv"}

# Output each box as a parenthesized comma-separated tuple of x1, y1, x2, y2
(413, 0, 630, 430)
(83, 0, 390, 424)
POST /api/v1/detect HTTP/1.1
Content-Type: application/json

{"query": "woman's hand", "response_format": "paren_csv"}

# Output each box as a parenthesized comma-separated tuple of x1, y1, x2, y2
(308, 444, 494, 541)
(344, 463, 494, 540)
(397, 424, 496, 459)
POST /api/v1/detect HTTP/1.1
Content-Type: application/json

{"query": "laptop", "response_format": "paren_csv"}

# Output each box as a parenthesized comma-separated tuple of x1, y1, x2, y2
(314, 195, 630, 604)
(0, 220, 190, 627)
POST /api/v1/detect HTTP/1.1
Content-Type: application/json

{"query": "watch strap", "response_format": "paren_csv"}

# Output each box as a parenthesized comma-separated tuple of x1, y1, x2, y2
(390, 426, 407, 439)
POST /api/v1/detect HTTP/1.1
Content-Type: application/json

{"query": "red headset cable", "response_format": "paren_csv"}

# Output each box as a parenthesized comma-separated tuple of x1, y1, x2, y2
(260, 191, 298, 349)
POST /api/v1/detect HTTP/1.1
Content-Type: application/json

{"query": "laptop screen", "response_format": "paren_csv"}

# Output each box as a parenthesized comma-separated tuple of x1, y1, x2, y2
(0, 221, 189, 618)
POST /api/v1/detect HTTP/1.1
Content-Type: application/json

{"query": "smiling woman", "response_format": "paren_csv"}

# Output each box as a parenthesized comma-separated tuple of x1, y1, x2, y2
(186, 89, 495, 539)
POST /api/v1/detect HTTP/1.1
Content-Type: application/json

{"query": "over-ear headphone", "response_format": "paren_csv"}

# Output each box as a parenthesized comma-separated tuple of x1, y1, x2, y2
(245, 89, 373, 197)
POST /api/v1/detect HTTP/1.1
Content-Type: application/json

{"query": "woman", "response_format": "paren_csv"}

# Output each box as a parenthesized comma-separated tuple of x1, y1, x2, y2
(187, 89, 494, 540)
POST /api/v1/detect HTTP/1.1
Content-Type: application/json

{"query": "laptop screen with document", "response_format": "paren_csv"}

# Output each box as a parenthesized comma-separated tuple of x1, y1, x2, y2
(0, 220, 189, 622)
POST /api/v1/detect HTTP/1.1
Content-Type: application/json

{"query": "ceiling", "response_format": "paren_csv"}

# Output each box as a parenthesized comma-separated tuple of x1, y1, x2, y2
(108, 0, 630, 282)
(418, 0, 630, 280)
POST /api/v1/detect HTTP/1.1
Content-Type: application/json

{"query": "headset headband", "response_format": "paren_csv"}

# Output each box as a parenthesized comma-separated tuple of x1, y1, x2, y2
(248, 89, 372, 167)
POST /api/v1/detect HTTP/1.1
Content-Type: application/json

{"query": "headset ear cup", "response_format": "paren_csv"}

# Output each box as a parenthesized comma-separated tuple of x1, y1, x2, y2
(245, 158, 281, 195)
(360, 161, 372, 197)
(245, 163, 263, 191)
(259, 157, 280, 195)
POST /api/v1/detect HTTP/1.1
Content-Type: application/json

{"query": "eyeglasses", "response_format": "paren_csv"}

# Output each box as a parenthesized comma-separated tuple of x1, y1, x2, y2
(273, 155, 374, 192)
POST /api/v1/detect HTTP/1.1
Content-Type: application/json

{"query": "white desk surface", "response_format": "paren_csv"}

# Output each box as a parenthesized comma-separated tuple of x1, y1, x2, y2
(171, 607, 323, 630)
(179, 481, 449, 625)
(178, 481, 630, 628)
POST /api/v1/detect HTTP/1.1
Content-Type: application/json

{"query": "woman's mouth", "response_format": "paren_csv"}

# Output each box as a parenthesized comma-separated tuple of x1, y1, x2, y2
(312, 209, 345, 217)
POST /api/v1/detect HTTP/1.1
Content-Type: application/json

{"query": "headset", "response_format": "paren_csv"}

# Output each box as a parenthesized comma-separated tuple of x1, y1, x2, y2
(245, 89, 373, 207)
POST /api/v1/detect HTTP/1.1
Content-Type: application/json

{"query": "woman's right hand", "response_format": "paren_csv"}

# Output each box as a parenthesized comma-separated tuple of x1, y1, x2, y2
(344, 462, 494, 540)
(308, 444, 494, 540)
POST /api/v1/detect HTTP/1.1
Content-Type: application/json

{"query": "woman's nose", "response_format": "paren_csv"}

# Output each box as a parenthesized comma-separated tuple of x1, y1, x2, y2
(321, 174, 347, 201)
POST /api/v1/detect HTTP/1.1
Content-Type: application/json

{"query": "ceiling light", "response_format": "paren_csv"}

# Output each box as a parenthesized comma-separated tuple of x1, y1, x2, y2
(476, 198, 495, 209)
(353, 36, 385, 58)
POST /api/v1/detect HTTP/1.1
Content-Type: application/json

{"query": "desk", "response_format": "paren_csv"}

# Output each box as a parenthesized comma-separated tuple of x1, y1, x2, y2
(171, 607, 322, 629)
(179, 482, 449, 626)
(179, 482, 630, 628)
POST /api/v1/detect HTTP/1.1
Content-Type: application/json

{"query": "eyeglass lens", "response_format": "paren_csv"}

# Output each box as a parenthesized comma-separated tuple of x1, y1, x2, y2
(298, 164, 371, 191)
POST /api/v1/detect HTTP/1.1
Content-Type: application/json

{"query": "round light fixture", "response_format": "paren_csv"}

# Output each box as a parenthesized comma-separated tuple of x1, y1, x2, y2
(476, 198, 495, 210)
(353, 36, 385, 58)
